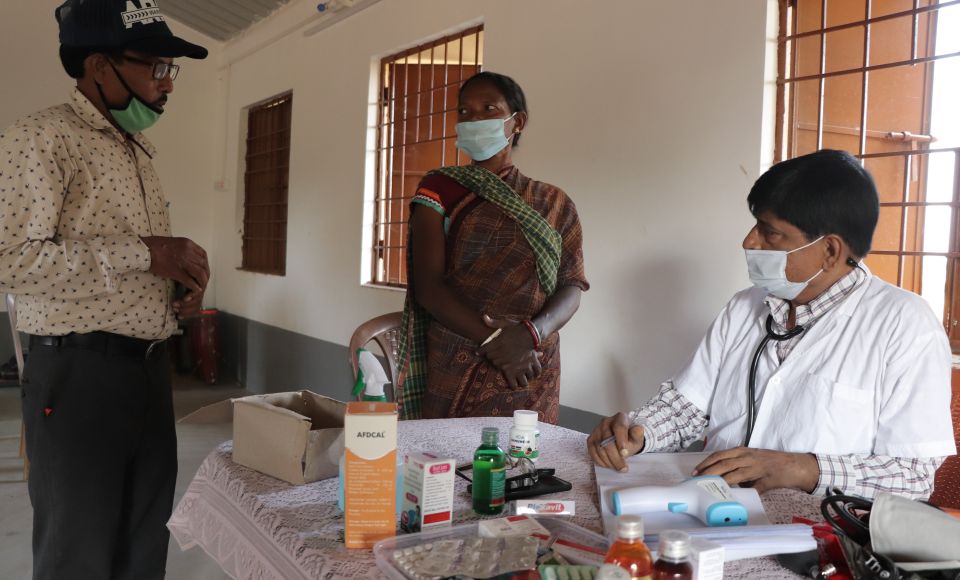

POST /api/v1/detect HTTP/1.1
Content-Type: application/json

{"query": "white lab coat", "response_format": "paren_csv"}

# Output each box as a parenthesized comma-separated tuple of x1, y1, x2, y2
(673, 275, 957, 457)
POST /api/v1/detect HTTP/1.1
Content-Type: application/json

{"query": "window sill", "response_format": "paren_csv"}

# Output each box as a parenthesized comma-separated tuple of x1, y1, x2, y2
(362, 282, 406, 293)
(237, 267, 286, 277)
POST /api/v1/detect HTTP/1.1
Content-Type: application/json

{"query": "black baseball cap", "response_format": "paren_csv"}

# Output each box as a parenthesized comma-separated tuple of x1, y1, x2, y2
(56, 0, 208, 59)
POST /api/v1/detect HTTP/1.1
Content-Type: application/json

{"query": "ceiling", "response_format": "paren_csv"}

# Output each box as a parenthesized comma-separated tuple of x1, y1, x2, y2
(160, 0, 295, 42)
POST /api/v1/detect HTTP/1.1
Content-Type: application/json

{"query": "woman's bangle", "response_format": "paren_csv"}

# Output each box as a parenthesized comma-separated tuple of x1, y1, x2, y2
(522, 320, 541, 349)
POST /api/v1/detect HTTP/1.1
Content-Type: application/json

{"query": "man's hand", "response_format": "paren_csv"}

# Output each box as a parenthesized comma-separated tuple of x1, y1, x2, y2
(142, 236, 210, 294)
(693, 447, 820, 493)
(173, 288, 205, 319)
(478, 314, 543, 389)
(586, 412, 645, 472)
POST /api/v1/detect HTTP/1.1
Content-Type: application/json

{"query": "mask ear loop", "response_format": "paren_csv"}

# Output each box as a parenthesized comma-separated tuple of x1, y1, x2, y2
(108, 61, 164, 114)
(505, 111, 521, 145)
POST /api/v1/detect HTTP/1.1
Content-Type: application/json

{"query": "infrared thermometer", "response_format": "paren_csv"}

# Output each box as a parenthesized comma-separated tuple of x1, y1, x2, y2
(611, 475, 748, 527)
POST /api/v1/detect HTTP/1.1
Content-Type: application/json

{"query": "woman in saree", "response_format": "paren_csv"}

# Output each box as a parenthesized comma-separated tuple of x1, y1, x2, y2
(397, 72, 589, 423)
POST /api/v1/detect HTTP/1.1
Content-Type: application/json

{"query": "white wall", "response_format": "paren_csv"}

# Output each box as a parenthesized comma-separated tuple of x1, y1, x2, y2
(0, 2, 223, 310)
(207, 0, 779, 417)
(2, 0, 779, 417)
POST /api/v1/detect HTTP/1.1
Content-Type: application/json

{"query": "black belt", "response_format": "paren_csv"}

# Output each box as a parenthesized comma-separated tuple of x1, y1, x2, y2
(29, 332, 166, 359)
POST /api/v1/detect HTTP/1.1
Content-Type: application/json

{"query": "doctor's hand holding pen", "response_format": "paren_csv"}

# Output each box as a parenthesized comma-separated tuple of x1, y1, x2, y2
(587, 412, 646, 472)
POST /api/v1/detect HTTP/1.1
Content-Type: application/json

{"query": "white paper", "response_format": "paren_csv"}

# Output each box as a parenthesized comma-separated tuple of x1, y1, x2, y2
(595, 452, 815, 560)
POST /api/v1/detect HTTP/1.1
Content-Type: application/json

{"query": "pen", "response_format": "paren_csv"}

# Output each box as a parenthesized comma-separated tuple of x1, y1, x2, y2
(480, 328, 502, 347)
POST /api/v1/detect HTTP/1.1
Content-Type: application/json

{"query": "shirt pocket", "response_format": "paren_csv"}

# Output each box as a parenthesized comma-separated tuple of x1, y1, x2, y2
(775, 372, 876, 455)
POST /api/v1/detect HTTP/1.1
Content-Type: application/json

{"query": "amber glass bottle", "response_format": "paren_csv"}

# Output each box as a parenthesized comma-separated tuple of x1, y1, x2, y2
(653, 530, 693, 580)
(604, 515, 653, 580)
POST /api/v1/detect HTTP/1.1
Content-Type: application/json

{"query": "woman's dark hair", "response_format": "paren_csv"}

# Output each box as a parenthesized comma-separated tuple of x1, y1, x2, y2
(747, 149, 879, 259)
(459, 71, 528, 146)
(59, 45, 123, 79)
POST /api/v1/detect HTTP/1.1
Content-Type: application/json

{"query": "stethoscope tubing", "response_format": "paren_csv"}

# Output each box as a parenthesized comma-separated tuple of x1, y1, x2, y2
(744, 314, 805, 446)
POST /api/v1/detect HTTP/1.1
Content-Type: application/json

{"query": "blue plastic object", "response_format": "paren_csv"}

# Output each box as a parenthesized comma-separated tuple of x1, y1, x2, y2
(704, 501, 749, 526)
(667, 502, 688, 513)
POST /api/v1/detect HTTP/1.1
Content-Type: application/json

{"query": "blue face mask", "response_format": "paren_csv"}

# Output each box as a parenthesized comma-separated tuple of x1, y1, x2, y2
(455, 112, 517, 161)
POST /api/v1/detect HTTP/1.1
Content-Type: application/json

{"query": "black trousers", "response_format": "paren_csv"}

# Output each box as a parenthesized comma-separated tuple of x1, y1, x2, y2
(21, 339, 176, 580)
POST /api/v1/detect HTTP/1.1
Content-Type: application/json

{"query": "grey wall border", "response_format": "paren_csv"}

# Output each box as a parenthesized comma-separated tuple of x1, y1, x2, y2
(214, 311, 603, 434)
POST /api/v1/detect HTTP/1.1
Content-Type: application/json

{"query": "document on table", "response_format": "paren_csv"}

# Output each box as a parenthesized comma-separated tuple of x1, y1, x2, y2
(595, 452, 815, 560)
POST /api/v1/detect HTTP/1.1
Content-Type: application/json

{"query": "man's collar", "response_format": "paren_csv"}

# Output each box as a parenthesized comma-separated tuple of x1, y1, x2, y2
(69, 88, 157, 157)
(765, 265, 869, 330)
(70, 87, 114, 132)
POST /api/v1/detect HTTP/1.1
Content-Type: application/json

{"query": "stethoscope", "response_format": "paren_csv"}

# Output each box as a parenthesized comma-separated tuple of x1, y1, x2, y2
(744, 314, 805, 446)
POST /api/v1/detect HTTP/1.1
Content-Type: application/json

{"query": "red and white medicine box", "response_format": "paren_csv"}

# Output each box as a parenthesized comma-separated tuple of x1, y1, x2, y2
(400, 452, 456, 533)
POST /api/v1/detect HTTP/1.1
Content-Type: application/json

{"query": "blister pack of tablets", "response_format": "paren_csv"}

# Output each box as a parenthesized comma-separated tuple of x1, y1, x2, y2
(390, 535, 539, 579)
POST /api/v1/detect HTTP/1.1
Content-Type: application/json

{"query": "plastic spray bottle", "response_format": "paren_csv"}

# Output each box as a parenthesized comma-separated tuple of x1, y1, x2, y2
(352, 348, 389, 402)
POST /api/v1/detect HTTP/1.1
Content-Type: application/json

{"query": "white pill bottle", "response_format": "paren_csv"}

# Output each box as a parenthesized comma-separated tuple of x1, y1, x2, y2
(508, 410, 540, 464)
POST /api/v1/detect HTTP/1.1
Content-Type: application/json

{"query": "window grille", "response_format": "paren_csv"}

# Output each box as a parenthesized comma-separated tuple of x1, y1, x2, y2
(371, 26, 484, 287)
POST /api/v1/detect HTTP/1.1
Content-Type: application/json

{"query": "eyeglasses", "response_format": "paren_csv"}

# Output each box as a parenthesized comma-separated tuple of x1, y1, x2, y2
(121, 54, 180, 81)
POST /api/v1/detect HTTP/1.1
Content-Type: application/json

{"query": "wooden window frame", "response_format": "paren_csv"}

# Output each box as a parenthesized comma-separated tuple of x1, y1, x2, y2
(369, 25, 484, 288)
(775, 0, 960, 346)
(241, 92, 293, 276)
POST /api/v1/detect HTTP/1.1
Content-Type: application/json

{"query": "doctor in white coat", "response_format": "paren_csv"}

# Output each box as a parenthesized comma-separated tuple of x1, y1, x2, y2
(589, 150, 956, 499)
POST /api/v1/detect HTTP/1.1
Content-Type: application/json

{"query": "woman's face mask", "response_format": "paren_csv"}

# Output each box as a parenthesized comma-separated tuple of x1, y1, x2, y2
(455, 112, 516, 161)
(744, 236, 824, 300)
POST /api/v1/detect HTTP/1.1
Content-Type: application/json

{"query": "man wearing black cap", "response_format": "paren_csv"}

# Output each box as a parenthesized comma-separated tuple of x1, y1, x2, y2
(0, 1, 210, 578)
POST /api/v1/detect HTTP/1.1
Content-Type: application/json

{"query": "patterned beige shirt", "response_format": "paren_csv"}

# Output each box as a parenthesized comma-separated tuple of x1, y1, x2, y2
(0, 88, 176, 340)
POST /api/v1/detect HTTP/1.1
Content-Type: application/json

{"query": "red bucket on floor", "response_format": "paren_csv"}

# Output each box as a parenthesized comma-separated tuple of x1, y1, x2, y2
(188, 309, 219, 385)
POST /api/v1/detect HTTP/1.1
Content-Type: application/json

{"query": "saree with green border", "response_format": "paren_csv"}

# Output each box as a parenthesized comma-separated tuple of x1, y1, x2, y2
(396, 164, 589, 422)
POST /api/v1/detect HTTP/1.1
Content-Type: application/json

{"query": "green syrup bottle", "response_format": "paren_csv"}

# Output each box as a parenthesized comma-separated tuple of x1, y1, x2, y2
(472, 427, 506, 515)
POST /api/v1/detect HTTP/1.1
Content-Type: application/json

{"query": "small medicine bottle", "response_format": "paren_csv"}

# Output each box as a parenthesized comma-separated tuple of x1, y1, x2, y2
(472, 427, 506, 515)
(653, 530, 693, 580)
(604, 515, 653, 580)
(509, 410, 541, 463)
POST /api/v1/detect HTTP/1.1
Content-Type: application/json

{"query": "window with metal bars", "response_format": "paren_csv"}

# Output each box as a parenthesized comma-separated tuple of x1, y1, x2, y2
(241, 92, 292, 276)
(370, 25, 484, 287)
(776, 0, 960, 347)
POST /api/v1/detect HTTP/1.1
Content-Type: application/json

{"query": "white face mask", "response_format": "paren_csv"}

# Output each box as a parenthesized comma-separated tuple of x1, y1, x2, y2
(744, 236, 824, 300)
(455, 112, 517, 161)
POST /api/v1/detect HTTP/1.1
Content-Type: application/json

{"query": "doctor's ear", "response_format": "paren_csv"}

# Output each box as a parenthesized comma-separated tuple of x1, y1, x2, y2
(822, 234, 846, 270)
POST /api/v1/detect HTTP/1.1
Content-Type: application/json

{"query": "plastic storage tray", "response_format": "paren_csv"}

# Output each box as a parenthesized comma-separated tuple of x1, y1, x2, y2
(373, 516, 609, 580)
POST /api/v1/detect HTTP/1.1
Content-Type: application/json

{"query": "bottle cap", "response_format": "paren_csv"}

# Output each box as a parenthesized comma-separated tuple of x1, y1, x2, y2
(513, 410, 539, 428)
(481, 427, 500, 446)
(658, 530, 691, 559)
(616, 514, 644, 539)
(596, 564, 631, 580)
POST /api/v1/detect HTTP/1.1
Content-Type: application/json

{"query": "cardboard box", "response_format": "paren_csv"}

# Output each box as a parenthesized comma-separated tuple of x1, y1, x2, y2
(344, 401, 398, 549)
(400, 452, 456, 533)
(690, 537, 725, 580)
(227, 391, 345, 485)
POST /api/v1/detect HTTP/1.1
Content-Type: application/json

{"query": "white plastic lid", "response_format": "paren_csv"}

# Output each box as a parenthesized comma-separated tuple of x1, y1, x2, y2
(513, 409, 539, 428)
(658, 530, 691, 559)
(596, 564, 631, 580)
(365, 379, 385, 397)
(616, 515, 644, 540)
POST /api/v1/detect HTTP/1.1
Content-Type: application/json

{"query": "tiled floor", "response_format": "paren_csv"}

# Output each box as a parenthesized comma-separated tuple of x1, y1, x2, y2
(0, 374, 248, 580)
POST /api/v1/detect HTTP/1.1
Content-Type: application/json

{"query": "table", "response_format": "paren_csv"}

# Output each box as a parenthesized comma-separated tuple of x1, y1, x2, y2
(168, 418, 822, 579)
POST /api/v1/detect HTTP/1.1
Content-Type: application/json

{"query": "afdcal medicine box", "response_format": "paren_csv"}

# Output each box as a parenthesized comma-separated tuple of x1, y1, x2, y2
(344, 402, 398, 549)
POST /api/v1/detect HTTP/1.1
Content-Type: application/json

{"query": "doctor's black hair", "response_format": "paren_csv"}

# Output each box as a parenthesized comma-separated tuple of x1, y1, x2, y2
(459, 71, 527, 147)
(747, 149, 879, 260)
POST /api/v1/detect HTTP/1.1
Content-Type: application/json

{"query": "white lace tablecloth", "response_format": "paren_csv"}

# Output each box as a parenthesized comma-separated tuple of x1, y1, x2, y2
(168, 418, 821, 579)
